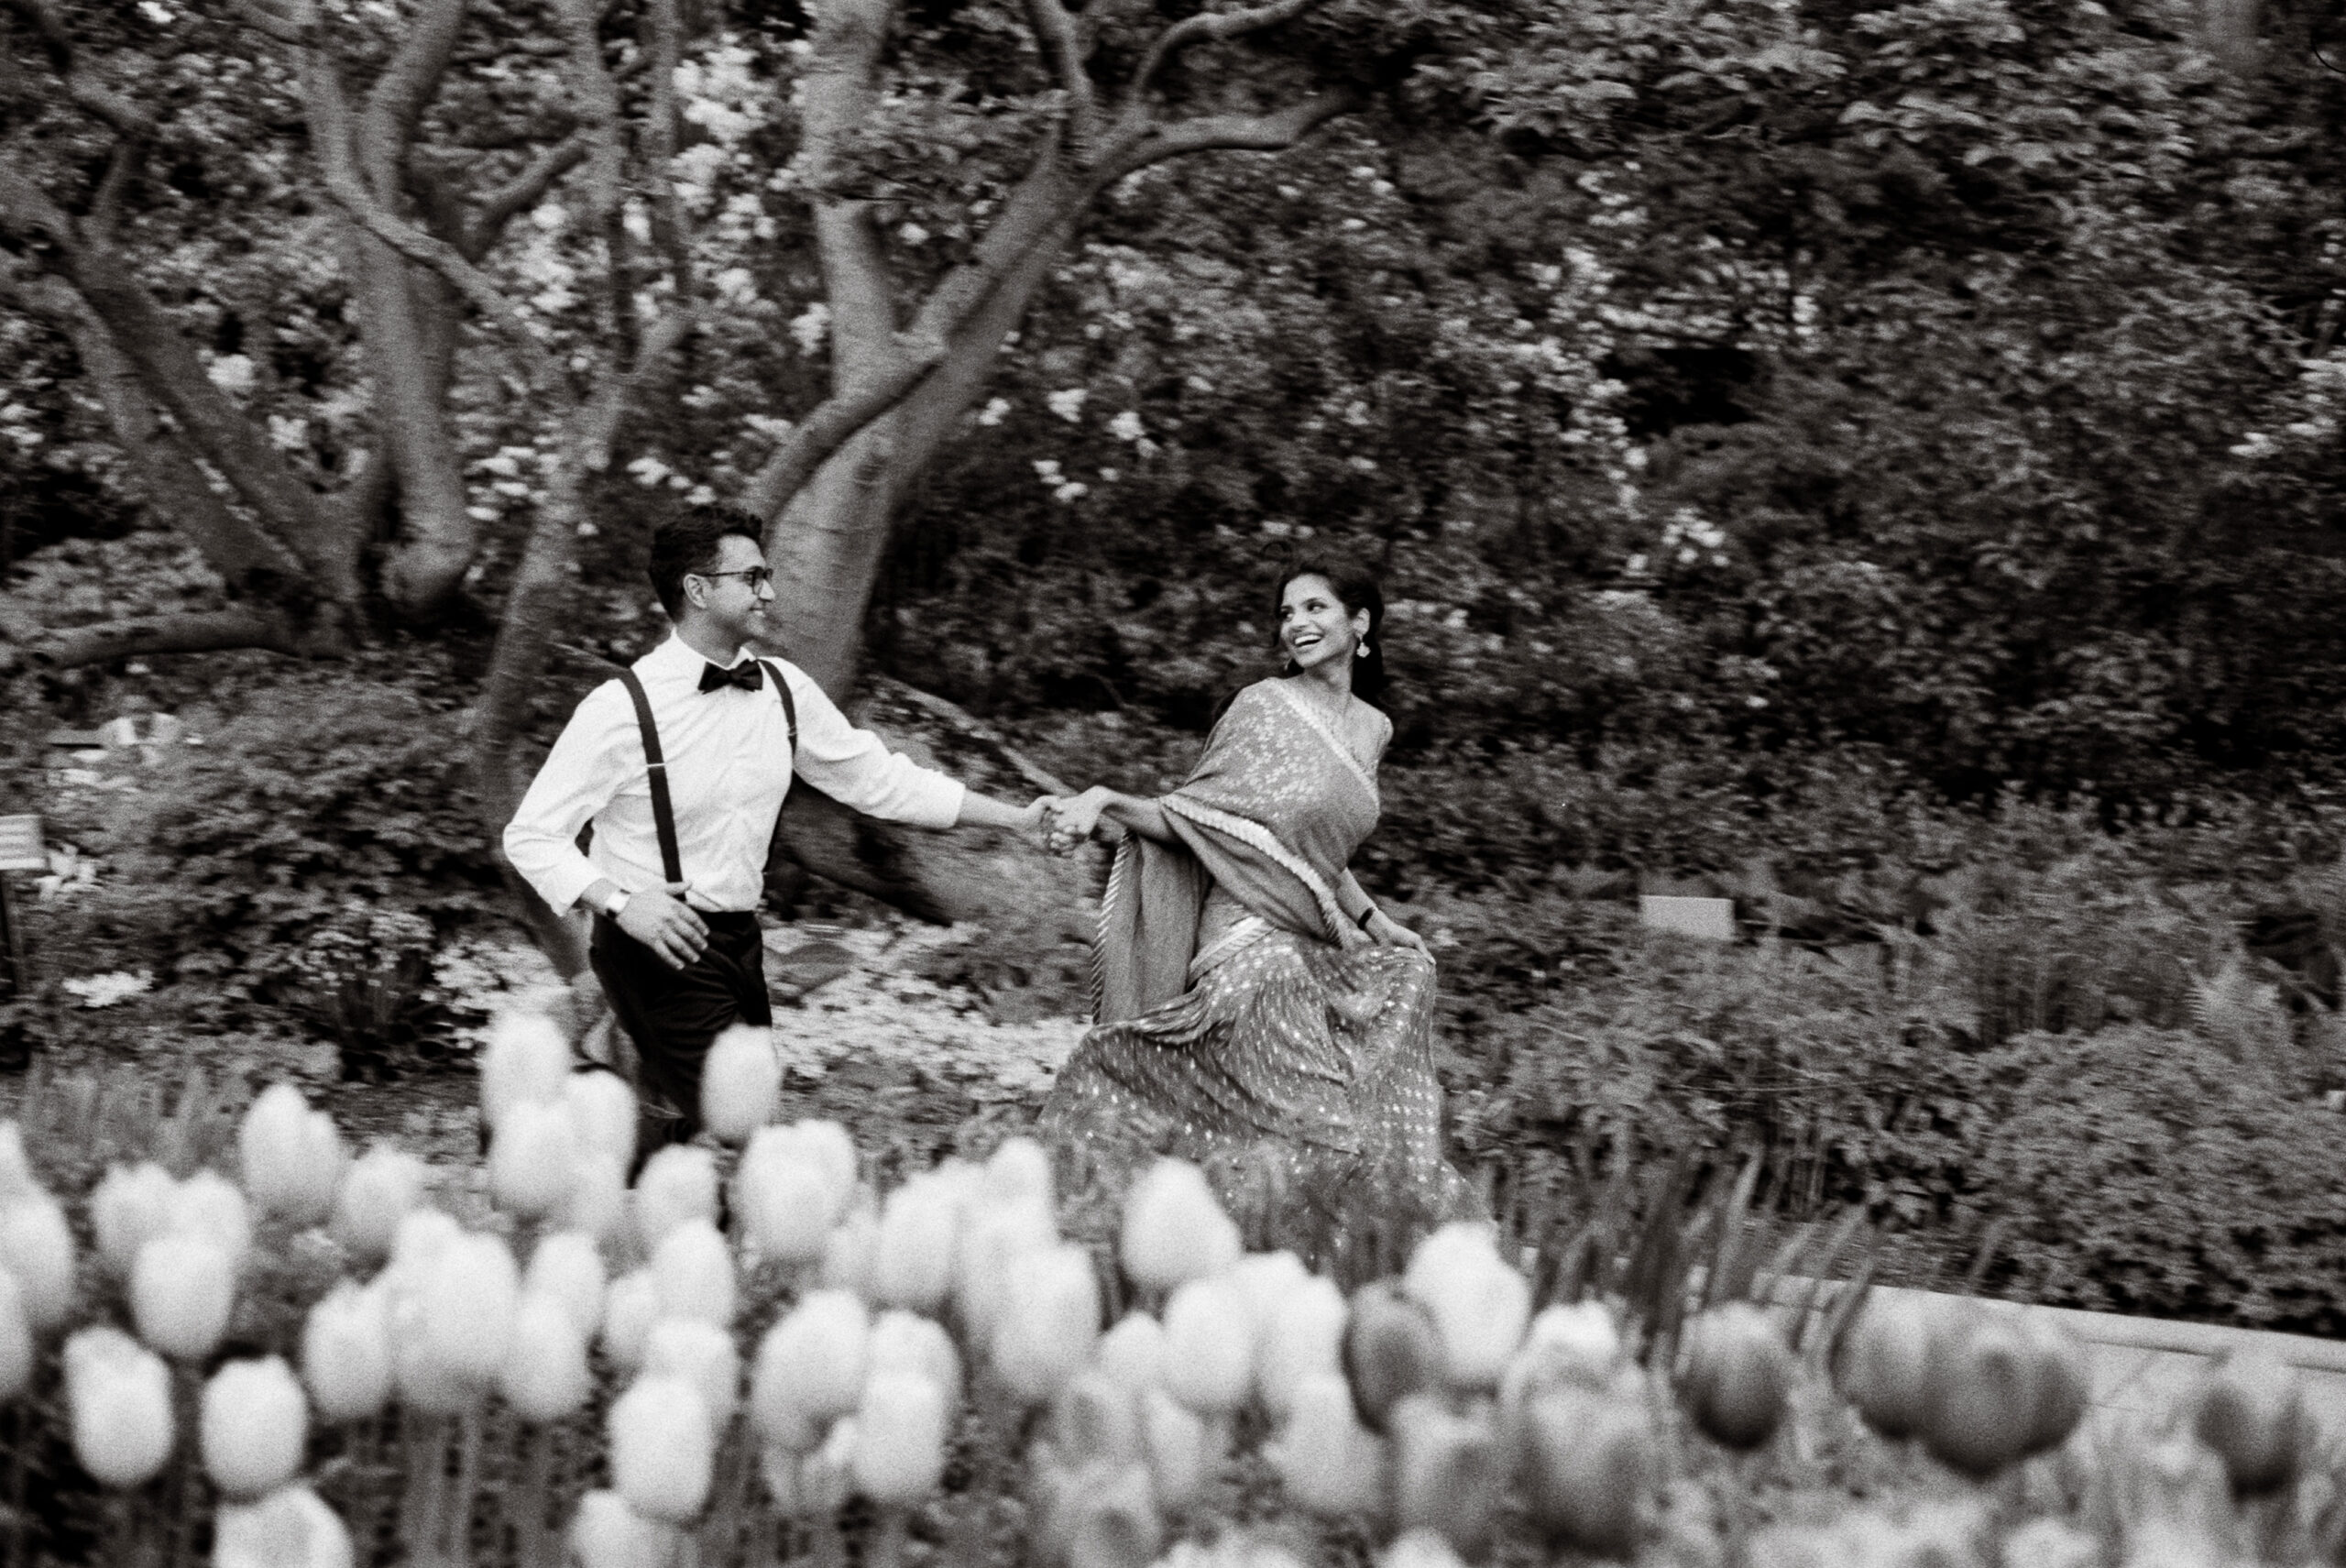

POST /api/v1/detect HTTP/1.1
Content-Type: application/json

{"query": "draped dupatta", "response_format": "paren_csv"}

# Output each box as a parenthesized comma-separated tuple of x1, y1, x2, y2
(1091, 680, 1380, 1023)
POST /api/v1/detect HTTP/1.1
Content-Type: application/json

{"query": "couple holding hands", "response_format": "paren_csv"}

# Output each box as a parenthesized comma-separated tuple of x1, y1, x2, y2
(505, 507, 1467, 1218)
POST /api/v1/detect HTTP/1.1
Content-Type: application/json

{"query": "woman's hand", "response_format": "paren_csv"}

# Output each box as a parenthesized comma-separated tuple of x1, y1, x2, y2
(1365, 908, 1431, 958)
(1042, 788, 1109, 856)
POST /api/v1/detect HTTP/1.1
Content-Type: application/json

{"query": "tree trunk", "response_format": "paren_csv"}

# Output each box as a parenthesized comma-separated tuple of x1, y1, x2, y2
(350, 227, 477, 617)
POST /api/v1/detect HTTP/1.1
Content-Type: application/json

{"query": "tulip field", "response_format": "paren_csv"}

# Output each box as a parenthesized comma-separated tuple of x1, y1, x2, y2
(0, 1005, 2331, 1568)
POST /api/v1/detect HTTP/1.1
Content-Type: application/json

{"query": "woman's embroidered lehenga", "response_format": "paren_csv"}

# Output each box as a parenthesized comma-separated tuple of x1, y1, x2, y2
(1038, 678, 1475, 1242)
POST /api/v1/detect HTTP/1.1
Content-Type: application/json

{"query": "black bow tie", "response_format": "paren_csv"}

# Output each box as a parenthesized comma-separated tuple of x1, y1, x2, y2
(698, 660, 764, 694)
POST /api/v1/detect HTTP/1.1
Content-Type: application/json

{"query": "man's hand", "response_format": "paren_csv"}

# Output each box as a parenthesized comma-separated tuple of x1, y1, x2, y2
(1042, 788, 1108, 856)
(616, 880, 707, 970)
(1365, 908, 1431, 959)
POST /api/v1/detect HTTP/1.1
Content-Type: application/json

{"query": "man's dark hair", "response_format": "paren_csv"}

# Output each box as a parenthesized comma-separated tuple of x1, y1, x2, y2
(648, 504, 764, 619)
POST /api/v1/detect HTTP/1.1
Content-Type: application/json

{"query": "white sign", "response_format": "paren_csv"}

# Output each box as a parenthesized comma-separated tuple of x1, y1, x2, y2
(0, 816, 41, 874)
(1639, 894, 1738, 942)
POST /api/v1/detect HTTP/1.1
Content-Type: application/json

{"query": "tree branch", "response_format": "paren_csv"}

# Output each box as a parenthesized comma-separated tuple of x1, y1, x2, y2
(743, 334, 950, 523)
(227, 0, 308, 46)
(1099, 87, 1361, 180)
(1124, 0, 1319, 108)
(551, 0, 635, 365)
(0, 0, 159, 138)
(356, 0, 469, 202)
(2, 609, 310, 674)
(1025, 0, 1101, 158)
(643, 0, 695, 299)
(466, 134, 587, 258)
(577, 304, 698, 473)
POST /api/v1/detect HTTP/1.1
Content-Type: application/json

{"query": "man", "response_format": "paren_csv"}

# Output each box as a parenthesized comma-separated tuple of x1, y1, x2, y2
(504, 506, 1048, 1154)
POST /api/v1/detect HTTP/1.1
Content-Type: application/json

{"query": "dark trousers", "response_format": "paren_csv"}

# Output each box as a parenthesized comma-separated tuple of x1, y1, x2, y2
(589, 910, 771, 1160)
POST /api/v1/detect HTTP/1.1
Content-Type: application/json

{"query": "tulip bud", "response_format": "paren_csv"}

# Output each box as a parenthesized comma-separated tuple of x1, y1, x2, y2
(868, 1310, 962, 1400)
(737, 1128, 837, 1266)
(480, 1010, 572, 1132)
(872, 1174, 960, 1314)
(794, 1418, 861, 1516)
(954, 1198, 1058, 1347)
(331, 1145, 427, 1261)
(387, 1208, 462, 1282)
(1680, 1303, 1792, 1452)
(1382, 1529, 1468, 1568)
(0, 1272, 32, 1402)
(2020, 1315, 2088, 1458)
(820, 1196, 880, 1297)
(646, 1317, 740, 1421)
(169, 1169, 253, 1271)
(91, 1163, 177, 1277)
(1402, 1223, 1529, 1390)
(610, 1375, 715, 1523)
(1229, 1250, 1309, 1329)
(700, 1025, 782, 1143)
(560, 1146, 630, 1243)
(1501, 1301, 1624, 1410)
(1121, 1159, 1239, 1291)
(602, 1271, 664, 1376)
(1834, 1293, 1939, 1442)
(2195, 1349, 2310, 1496)
(0, 1195, 74, 1331)
(751, 1289, 870, 1449)
(1136, 1383, 1213, 1512)
(1272, 1372, 1387, 1519)
(65, 1327, 174, 1488)
(764, 1120, 859, 1227)
(522, 1230, 608, 1340)
(984, 1136, 1054, 1212)
(1516, 1386, 1653, 1556)
(488, 1098, 579, 1222)
(992, 1244, 1100, 1404)
(1999, 1518, 2101, 1568)
(202, 1356, 307, 1499)
(303, 1281, 393, 1423)
(1257, 1274, 1349, 1421)
(239, 1084, 346, 1226)
(0, 1125, 36, 1205)
(632, 1146, 718, 1246)
(1096, 1311, 1169, 1394)
(852, 1371, 952, 1506)
(652, 1218, 736, 1327)
(417, 1232, 521, 1392)
(564, 1070, 639, 1178)
(1918, 1308, 2039, 1479)
(501, 1293, 594, 1423)
(1387, 1395, 1505, 1556)
(1342, 1282, 1444, 1433)
(213, 1485, 355, 1568)
(1047, 1461, 1163, 1568)
(570, 1489, 676, 1568)
(1162, 1277, 1256, 1419)
(131, 1231, 235, 1361)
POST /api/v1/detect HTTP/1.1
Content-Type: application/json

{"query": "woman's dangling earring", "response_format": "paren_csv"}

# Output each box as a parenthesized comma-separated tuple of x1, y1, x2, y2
(1355, 640, 1371, 659)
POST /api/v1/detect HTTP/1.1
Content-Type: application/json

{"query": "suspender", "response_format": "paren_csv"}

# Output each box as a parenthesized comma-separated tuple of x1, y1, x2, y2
(608, 661, 801, 890)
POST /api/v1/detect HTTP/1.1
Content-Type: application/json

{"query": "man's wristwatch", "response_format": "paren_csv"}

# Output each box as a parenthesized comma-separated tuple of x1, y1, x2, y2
(601, 889, 632, 920)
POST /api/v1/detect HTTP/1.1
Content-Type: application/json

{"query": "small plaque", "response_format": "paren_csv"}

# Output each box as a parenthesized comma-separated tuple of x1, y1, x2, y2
(1639, 894, 1738, 942)
(0, 817, 42, 874)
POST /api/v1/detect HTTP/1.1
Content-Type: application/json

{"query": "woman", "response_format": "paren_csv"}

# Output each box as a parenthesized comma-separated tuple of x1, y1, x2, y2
(1037, 561, 1475, 1239)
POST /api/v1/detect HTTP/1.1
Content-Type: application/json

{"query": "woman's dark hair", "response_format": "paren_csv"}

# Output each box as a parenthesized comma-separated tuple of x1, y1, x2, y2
(1272, 558, 1387, 707)
(648, 504, 764, 618)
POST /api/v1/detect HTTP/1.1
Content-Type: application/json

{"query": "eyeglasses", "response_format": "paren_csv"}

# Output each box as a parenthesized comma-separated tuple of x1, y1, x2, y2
(693, 566, 774, 590)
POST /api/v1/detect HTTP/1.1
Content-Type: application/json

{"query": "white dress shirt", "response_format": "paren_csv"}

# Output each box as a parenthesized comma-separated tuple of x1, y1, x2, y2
(503, 633, 967, 916)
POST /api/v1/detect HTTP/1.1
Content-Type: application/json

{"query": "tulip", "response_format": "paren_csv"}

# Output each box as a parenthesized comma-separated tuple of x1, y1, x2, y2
(1046, 1460, 1162, 1568)
(388, 1207, 462, 1280)
(1502, 1301, 1625, 1410)
(872, 1173, 960, 1314)
(522, 1230, 608, 1340)
(757, 1119, 859, 1227)
(0, 1124, 35, 1204)
(1271, 1372, 1388, 1519)
(868, 1310, 963, 1399)
(90, 1163, 177, 1277)
(1257, 1274, 1349, 1420)
(131, 1230, 235, 1361)
(1919, 1308, 2039, 1478)
(562, 1147, 630, 1242)
(65, 1326, 174, 1487)
(1382, 1529, 1468, 1568)
(1389, 1394, 1505, 1556)
(1097, 1311, 1170, 1394)
(169, 1169, 252, 1270)
(239, 1083, 346, 1226)
(0, 1272, 32, 1401)
(609, 1375, 716, 1523)
(488, 1098, 580, 1222)
(751, 1289, 869, 1448)
(1228, 1249, 1309, 1333)
(992, 1243, 1101, 1403)
(852, 1371, 952, 1506)
(646, 1317, 740, 1421)
(1402, 1223, 1530, 1390)
(1045, 1372, 1143, 1471)
(416, 1231, 521, 1392)
(1136, 1383, 1212, 1512)
(1680, 1302, 1792, 1452)
(1834, 1292, 1939, 1441)
(632, 1146, 718, 1245)
(303, 1281, 393, 1423)
(1516, 1385, 1653, 1557)
(1999, 1518, 2101, 1568)
(571, 1489, 676, 1568)
(202, 1356, 308, 1499)
(331, 1145, 427, 1261)
(564, 1070, 639, 1177)
(821, 1196, 880, 1296)
(736, 1127, 838, 1266)
(2020, 1314, 2088, 1457)
(1162, 1277, 1256, 1419)
(387, 1285, 469, 1419)
(983, 1135, 1054, 1212)
(700, 1024, 782, 1142)
(480, 1009, 572, 1132)
(214, 1485, 355, 1568)
(601, 1270, 663, 1376)
(1121, 1158, 1239, 1291)
(2195, 1349, 2310, 1496)
(0, 1194, 74, 1330)
(1342, 1281, 1445, 1433)
(652, 1217, 736, 1326)
(785, 1418, 861, 1517)
(501, 1292, 595, 1423)
(954, 1197, 1058, 1346)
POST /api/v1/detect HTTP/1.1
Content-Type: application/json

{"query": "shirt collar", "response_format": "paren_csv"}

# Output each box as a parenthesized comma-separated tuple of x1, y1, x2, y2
(646, 631, 753, 679)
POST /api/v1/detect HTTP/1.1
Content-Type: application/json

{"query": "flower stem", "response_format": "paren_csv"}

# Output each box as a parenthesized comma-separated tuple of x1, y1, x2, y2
(514, 1424, 557, 1568)
(871, 1507, 909, 1568)
(400, 1409, 452, 1568)
(444, 1405, 486, 1568)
